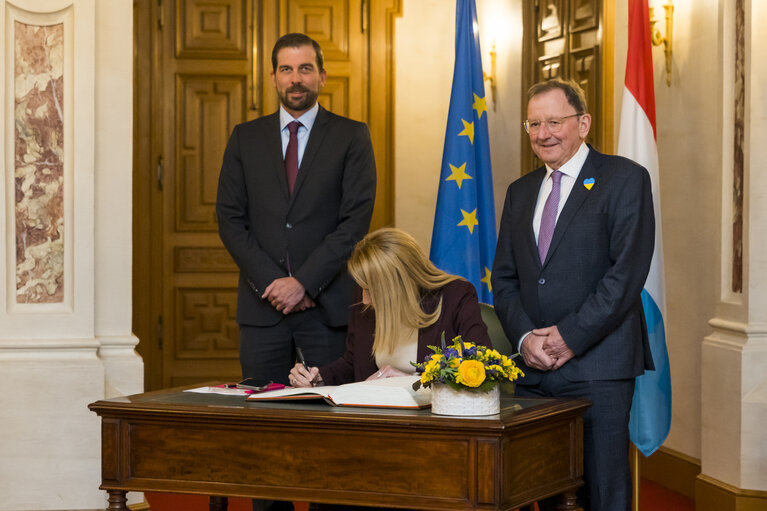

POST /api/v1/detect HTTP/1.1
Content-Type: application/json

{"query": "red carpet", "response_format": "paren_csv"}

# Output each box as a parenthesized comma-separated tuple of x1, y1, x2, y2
(145, 479, 693, 510)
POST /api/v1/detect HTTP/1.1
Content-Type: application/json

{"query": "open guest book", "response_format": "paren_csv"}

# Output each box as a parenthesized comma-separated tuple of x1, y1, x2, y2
(247, 375, 432, 409)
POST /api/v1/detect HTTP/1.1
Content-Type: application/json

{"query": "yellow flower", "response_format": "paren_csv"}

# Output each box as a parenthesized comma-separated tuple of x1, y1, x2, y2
(456, 360, 486, 387)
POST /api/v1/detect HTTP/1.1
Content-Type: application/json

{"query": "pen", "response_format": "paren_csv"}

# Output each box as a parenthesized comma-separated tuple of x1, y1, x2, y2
(295, 346, 309, 372)
(295, 347, 314, 386)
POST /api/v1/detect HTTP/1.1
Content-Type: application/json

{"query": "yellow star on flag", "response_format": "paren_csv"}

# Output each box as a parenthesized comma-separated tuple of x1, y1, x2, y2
(457, 208, 478, 234)
(473, 93, 487, 120)
(446, 162, 473, 189)
(480, 267, 492, 292)
(458, 119, 474, 144)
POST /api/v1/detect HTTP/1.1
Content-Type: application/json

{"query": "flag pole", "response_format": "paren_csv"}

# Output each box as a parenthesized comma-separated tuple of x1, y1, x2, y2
(632, 444, 641, 511)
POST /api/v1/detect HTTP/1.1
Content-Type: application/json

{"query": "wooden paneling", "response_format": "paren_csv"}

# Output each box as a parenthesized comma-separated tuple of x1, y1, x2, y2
(176, 0, 247, 58)
(522, 0, 607, 173)
(174, 247, 239, 272)
(175, 288, 239, 359)
(176, 75, 244, 231)
(281, 0, 365, 121)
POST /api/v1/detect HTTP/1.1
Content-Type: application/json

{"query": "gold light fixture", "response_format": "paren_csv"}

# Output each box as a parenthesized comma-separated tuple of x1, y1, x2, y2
(483, 40, 497, 111)
(650, 1, 674, 86)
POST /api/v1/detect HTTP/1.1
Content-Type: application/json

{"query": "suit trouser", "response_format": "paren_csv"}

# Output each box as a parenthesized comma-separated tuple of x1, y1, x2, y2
(515, 372, 635, 511)
(239, 307, 347, 386)
(240, 308, 347, 511)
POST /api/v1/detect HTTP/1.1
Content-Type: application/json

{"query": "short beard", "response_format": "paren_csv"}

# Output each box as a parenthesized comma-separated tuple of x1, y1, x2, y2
(279, 85, 319, 113)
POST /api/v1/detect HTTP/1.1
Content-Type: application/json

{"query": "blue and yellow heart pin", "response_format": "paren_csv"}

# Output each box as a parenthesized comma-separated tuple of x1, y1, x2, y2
(583, 177, 595, 190)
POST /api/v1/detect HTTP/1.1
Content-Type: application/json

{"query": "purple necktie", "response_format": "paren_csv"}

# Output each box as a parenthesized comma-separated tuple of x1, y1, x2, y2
(285, 121, 301, 194)
(538, 170, 562, 263)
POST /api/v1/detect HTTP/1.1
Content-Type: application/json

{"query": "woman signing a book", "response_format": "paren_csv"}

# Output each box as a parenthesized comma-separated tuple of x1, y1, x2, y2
(289, 227, 491, 388)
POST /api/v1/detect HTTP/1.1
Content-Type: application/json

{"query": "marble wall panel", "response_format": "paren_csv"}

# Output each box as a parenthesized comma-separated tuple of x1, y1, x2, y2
(13, 21, 64, 304)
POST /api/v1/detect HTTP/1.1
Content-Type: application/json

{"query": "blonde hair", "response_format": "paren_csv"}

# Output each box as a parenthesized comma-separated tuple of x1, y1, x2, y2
(347, 228, 461, 355)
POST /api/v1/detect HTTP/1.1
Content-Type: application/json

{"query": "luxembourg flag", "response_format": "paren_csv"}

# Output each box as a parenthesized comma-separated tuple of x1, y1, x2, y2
(617, 0, 672, 457)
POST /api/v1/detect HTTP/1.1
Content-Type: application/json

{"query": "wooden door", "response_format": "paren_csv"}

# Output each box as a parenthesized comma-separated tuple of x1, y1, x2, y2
(134, 0, 400, 390)
(521, 0, 613, 173)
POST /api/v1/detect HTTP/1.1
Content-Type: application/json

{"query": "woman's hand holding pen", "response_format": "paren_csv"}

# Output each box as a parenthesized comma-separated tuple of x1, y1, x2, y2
(289, 363, 322, 387)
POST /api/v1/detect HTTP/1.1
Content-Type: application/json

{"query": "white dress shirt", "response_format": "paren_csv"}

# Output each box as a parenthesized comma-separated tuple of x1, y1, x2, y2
(519, 142, 590, 351)
(532, 142, 590, 241)
(279, 102, 319, 167)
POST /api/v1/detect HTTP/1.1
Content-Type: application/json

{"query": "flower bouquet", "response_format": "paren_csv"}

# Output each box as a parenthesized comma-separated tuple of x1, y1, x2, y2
(412, 335, 524, 416)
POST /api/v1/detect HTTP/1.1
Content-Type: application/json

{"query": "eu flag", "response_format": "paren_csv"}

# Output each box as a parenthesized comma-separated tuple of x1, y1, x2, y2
(430, 0, 496, 304)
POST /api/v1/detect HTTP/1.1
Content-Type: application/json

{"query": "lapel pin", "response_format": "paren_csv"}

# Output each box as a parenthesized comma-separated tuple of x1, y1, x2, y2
(583, 177, 595, 190)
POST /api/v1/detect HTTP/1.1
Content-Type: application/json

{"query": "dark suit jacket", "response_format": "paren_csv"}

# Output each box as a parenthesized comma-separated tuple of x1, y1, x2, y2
(491, 146, 655, 384)
(216, 106, 376, 327)
(318, 280, 491, 385)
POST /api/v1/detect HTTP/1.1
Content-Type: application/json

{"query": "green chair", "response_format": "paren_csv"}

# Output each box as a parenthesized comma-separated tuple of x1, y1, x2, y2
(479, 302, 514, 356)
(479, 302, 519, 396)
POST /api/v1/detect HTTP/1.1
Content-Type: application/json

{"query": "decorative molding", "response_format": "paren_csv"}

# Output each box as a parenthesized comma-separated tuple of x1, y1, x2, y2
(129, 499, 151, 511)
(284, 0, 349, 61)
(97, 334, 141, 351)
(175, 74, 244, 231)
(538, 0, 563, 41)
(175, 287, 238, 359)
(318, 76, 349, 117)
(2, 0, 96, 340)
(640, 445, 700, 500)
(708, 317, 767, 339)
(696, 473, 767, 511)
(174, 247, 237, 272)
(176, 0, 247, 59)
(0, 337, 101, 359)
(640, 447, 767, 510)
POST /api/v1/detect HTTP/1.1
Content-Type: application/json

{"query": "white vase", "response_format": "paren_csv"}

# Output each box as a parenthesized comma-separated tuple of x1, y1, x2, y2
(430, 383, 500, 416)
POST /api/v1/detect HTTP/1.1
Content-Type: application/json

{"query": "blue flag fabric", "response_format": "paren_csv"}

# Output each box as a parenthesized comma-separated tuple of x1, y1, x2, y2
(430, 0, 496, 304)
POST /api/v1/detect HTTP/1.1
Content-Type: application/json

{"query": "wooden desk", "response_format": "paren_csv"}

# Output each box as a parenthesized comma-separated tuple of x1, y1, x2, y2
(89, 386, 589, 511)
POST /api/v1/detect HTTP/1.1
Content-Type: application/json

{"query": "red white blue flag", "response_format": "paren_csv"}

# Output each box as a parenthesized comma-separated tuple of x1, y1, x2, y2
(618, 0, 672, 457)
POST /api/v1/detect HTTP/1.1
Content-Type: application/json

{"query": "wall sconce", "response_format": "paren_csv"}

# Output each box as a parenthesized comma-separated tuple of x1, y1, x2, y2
(483, 40, 497, 111)
(650, 2, 674, 86)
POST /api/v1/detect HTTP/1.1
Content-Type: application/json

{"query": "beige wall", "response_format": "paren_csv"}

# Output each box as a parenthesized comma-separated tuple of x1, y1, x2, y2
(394, 0, 454, 249)
(394, 0, 523, 252)
(649, 0, 720, 461)
(613, 0, 722, 461)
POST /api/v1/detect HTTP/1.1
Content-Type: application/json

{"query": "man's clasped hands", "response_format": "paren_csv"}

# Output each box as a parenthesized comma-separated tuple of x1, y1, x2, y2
(520, 325, 576, 371)
(262, 276, 315, 314)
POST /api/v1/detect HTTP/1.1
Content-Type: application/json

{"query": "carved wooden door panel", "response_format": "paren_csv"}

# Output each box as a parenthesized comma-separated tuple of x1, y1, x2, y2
(521, 0, 607, 173)
(152, 0, 254, 388)
(135, 0, 397, 390)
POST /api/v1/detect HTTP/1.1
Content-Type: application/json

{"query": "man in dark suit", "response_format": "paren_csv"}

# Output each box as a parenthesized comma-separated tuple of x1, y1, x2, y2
(491, 79, 655, 511)
(217, 33, 376, 391)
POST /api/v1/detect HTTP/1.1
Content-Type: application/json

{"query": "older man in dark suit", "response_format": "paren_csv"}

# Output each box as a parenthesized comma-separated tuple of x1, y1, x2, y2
(217, 33, 376, 392)
(492, 79, 655, 511)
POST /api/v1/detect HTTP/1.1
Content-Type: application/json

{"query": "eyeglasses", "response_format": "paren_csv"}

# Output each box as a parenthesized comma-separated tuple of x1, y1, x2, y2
(523, 113, 582, 134)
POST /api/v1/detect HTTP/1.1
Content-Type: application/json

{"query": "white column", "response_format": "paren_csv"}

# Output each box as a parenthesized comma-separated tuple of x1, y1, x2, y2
(701, 0, 767, 494)
(0, 1, 141, 509)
